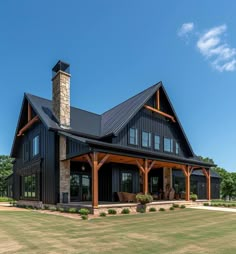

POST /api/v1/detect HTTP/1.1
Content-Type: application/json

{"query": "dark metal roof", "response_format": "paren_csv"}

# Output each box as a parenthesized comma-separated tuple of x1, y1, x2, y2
(59, 131, 215, 168)
(173, 169, 220, 178)
(101, 82, 162, 136)
(26, 93, 101, 137)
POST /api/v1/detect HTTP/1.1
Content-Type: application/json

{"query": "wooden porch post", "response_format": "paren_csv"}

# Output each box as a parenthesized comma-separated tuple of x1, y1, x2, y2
(85, 152, 110, 208)
(181, 166, 192, 201)
(203, 168, 211, 200)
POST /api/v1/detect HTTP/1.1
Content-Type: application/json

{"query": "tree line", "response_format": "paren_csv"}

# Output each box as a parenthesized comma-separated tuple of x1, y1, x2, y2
(0, 155, 13, 196)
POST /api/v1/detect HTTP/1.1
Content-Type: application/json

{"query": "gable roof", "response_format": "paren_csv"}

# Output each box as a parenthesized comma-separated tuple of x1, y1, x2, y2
(12, 82, 196, 158)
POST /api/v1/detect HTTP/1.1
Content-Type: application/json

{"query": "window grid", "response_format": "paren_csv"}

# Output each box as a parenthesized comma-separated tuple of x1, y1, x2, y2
(142, 131, 151, 148)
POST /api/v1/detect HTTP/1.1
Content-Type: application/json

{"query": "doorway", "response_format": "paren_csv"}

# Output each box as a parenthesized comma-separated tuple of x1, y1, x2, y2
(70, 173, 92, 202)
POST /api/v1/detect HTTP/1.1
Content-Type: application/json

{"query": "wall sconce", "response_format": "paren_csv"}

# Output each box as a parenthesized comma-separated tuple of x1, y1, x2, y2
(81, 165, 85, 171)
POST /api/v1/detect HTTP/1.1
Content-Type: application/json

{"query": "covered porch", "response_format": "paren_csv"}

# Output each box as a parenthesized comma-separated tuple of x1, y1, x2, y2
(60, 148, 211, 209)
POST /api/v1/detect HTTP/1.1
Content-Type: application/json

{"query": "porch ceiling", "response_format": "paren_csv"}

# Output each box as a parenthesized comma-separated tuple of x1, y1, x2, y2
(71, 152, 187, 170)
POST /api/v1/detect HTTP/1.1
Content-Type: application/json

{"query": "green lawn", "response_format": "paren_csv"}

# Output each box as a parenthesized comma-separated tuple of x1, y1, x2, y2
(1, 209, 236, 254)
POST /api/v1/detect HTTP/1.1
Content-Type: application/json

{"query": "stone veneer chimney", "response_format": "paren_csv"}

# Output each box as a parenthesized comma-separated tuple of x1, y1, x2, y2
(52, 60, 71, 203)
(52, 60, 71, 129)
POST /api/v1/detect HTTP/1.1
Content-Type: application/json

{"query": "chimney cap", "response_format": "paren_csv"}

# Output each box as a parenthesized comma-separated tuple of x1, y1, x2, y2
(52, 60, 70, 76)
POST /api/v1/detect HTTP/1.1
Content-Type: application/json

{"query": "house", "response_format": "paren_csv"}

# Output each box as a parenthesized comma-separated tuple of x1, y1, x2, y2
(11, 60, 220, 209)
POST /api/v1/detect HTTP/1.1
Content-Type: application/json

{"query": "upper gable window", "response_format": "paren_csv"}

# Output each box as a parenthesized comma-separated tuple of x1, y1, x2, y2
(129, 128, 138, 145)
(154, 135, 160, 150)
(164, 137, 173, 153)
(142, 131, 151, 148)
(32, 135, 40, 157)
(176, 142, 180, 155)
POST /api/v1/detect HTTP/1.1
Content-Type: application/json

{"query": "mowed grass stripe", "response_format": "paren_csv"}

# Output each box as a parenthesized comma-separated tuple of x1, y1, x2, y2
(1, 209, 236, 254)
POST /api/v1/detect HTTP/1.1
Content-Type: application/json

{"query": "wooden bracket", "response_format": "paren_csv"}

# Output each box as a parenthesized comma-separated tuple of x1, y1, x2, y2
(17, 116, 39, 136)
(144, 105, 176, 123)
(85, 153, 109, 171)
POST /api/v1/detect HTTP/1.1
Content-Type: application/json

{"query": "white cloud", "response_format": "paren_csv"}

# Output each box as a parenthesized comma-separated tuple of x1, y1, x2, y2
(178, 22, 194, 37)
(196, 25, 236, 72)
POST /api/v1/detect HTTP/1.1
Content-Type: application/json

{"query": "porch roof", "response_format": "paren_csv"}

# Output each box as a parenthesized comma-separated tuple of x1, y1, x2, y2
(59, 131, 215, 168)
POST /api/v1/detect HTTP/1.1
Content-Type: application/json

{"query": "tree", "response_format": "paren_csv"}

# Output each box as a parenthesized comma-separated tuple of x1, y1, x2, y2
(0, 155, 13, 196)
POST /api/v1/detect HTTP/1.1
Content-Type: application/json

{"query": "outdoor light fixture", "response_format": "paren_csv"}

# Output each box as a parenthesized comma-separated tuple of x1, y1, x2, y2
(81, 165, 86, 171)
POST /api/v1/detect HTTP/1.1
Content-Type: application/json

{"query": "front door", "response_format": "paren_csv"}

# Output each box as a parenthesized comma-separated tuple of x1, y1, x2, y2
(70, 174, 92, 202)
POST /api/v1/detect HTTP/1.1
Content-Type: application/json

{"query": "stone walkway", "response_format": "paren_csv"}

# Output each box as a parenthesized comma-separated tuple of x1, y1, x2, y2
(190, 206, 236, 213)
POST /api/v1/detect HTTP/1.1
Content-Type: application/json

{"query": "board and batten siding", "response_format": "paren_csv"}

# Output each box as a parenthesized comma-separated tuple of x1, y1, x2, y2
(112, 106, 191, 158)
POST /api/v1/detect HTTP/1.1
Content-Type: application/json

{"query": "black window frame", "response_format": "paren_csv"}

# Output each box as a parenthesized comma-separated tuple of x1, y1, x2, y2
(120, 172, 133, 193)
(32, 135, 40, 157)
(154, 134, 160, 151)
(22, 174, 37, 199)
(164, 137, 173, 153)
(129, 128, 138, 146)
(175, 142, 180, 155)
(142, 131, 152, 148)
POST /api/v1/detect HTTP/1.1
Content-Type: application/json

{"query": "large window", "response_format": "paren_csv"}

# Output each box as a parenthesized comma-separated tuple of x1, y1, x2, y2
(120, 172, 133, 193)
(142, 131, 151, 148)
(32, 135, 39, 157)
(23, 175, 36, 198)
(176, 142, 180, 154)
(164, 137, 173, 153)
(129, 128, 138, 145)
(149, 176, 159, 193)
(154, 135, 160, 150)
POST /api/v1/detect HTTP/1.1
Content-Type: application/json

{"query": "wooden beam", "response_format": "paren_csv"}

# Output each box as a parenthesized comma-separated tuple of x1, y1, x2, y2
(17, 116, 39, 136)
(28, 102, 32, 122)
(202, 168, 211, 200)
(144, 105, 176, 123)
(92, 152, 99, 208)
(144, 159, 148, 194)
(147, 160, 156, 173)
(85, 154, 93, 168)
(97, 154, 110, 171)
(135, 160, 145, 174)
(156, 90, 160, 110)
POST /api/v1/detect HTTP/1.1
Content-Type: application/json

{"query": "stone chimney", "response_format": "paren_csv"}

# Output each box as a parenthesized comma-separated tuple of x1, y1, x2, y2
(52, 60, 71, 129)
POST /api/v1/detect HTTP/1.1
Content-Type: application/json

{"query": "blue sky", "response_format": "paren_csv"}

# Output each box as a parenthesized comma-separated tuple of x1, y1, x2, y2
(1, 1, 236, 171)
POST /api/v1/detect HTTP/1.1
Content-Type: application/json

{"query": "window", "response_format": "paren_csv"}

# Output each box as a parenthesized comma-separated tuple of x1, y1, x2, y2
(164, 137, 173, 153)
(154, 135, 160, 150)
(149, 176, 159, 193)
(120, 172, 133, 193)
(23, 175, 36, 198)
(23, 142, 29, 162)
(129, 128, 138, 145)
(142, 131, 151, 148)
(176, 142, 180, 154)
(32, 135, 39, 157)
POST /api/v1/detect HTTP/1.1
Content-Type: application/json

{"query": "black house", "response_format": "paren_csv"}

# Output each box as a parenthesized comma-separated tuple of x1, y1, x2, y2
(11, 61, 220, 209)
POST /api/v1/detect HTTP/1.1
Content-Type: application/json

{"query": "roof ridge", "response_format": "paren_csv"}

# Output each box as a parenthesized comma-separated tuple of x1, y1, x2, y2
(102, 82, 161, 116)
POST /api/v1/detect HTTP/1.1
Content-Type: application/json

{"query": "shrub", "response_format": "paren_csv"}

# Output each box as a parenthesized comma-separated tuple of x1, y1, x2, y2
(190, 194, 198, 201)
(81, 215, 88, 220)
(159, 208, 165, 211)
(173, 204, 179, 208)
(0, 197, 13, 202)
(149, 207, 157, 212)
(180, 205, 186, 209)
(44, 205, 49, 210)
(108, 209, 117, 215)
(49, 206, 57, 211)
(136, 194, 153, 205)
(137, 207, 146, 213)
(99, 212, 106, 217)
(203, 203, 209, 206)
(58, 207, 65, 212)
(121, 208, 130, 214)
(78, 208, 89, 215)
(68, 208, 78, 213)
(169, 207, 174, 211)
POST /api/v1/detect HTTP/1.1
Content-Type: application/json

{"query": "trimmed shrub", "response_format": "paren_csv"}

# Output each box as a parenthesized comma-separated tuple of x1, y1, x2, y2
(121, 208, 130, 214)
(136, 194, 153, 205)
(149, 207, 157, 212)
(159, 208, 165, 211)
(99, 212, 106, 217)
(58, 207, 65, 212)
(68, 208, 78, 213)
(173, 204, 179, 208)
(190, 194, 198, 201)
(137, 207, 146, 213)
(108, 209, 117, 215)
(203, 203, 209, 206)
(81, 215, 88, 220)
(78, 208, 89, 215)
(49, 207, 57, 211)
(180, 205, 186, 209)
(169, 207, 174, 211)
